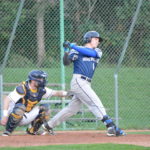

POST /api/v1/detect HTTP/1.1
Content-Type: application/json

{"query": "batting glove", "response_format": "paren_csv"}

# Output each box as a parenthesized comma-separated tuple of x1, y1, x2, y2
(63, 41, 71, 48)
(63, 41, 75, 49)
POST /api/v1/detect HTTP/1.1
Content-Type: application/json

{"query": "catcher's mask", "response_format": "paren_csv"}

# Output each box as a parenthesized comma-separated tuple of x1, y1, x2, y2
(83, 31, 103, 44)
(28, 70, 48, 88)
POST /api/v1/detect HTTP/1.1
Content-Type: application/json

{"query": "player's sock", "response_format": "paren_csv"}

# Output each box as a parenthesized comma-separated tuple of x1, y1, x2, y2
(101, 115, 115, 128)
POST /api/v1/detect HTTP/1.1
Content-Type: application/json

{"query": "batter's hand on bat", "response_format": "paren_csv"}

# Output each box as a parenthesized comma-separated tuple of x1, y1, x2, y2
(63, 41, 71, 49)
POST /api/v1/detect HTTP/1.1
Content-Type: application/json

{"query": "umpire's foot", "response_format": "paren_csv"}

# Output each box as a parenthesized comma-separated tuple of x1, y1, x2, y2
(107, 126, 126, 137)
(42, 122, 55, 135)
(2, 131, 11, 136)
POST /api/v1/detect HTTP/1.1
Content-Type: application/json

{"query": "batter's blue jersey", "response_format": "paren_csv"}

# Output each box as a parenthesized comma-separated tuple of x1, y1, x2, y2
(69, 47, 102, 79)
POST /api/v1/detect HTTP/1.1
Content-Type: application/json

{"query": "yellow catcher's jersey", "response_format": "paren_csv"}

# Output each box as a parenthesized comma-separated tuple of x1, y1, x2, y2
(8, 81, 53, 112)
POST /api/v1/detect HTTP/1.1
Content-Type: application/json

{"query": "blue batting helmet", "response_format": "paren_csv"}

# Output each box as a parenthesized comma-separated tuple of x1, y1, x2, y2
(83, 31, 103, 44)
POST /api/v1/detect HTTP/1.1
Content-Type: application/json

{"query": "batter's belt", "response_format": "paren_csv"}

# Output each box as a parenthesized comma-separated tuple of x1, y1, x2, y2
(81, 76, 91, 82)
(73, 74, 92, 82)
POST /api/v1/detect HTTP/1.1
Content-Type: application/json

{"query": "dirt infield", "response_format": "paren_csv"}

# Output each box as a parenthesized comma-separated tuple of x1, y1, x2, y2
(0, 130, 150, 147)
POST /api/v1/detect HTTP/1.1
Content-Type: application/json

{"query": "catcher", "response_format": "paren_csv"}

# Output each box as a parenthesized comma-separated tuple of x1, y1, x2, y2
(1, 70, 68, 136)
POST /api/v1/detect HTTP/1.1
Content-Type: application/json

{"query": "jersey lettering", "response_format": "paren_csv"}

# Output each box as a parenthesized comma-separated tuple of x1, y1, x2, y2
(82, 57, 99, 63)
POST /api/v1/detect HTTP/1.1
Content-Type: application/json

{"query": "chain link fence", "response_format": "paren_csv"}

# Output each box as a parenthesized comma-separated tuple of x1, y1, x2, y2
(0, 0, 149, 130)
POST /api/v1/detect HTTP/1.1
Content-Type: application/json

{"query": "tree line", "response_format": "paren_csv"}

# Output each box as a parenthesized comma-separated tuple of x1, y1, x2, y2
(0, 0, 149, 68)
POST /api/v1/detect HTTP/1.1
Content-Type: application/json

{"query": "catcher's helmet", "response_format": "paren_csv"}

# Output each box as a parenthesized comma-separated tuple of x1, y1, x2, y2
(83, 31, 103, 44)
(28, 70, 48, 87)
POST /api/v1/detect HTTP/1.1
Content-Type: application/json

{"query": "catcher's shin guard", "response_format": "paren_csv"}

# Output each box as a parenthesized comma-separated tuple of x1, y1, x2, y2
(27, 104, 50, 135)
(26, 115, 43, 135)
(5, 103, 26, 134)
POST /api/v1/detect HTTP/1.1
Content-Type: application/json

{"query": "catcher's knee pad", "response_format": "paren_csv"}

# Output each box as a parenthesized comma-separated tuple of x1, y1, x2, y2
(101, 115, 115, 128)
(27, 104, 50, 135)
(6, 103, 26, 133)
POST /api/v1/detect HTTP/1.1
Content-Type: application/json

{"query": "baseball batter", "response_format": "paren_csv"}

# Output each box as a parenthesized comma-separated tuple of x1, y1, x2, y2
(1, 70, 68, 136)
(42, 31, 126, 136)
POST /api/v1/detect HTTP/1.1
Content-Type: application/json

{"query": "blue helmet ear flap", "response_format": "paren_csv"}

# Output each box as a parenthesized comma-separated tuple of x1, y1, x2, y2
(83, 37, 91, 44)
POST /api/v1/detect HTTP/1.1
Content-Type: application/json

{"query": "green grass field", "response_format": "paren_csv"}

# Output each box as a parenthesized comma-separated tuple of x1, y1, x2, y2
(2, 67, 150, 129)
(0, 144, 150, 150)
